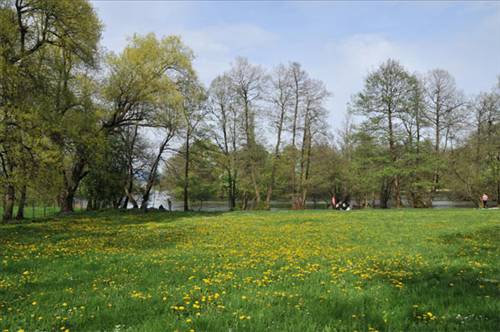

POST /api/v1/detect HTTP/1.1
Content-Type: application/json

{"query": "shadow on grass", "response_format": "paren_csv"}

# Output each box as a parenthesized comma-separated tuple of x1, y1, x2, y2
(0, 209, 229, 258)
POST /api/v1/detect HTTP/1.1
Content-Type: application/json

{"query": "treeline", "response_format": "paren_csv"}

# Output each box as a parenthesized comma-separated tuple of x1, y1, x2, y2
(1, 1, 499, 222)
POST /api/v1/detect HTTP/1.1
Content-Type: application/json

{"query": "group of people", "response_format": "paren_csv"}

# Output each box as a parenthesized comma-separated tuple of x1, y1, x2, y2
(330, 193, 493, 210)
(331, 196, 351, 211)
(155, 194, 491, 211)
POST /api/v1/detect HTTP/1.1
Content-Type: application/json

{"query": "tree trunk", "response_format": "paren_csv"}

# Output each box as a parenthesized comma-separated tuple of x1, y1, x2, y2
(60, 156, 88, 213)
(87, 198, 94, 211)
(2, 184, 15, 223)
(60, 188, 75, 213)
(432, 111, 440, 193)
(124, 183, 138, 209)
(183, 133, 190, 212)
(295, 106, 310, 210)
(265, 105, 285, 210)
(141, 137, 171, 211)
(226, 169, 236, 211)
(394, 175, 402, 208)
(300, 129, 313, 209)
(290, 76, 300, 207)
(122, 125, 139, 209)
(241, 192, 248, 210)
(227, 173, 233, 211)
(387, 104, 401, 208)
(242, 97, 260, 209)
(121, 195, 129, 209)
(231, 177, 237, 210)
(16, 185, 27, 220)
(380, 178, 391, 209)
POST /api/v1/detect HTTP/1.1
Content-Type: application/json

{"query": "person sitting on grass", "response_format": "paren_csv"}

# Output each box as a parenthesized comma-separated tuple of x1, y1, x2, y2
(334, 198, 351, 211)
(481, 193, 489, 208)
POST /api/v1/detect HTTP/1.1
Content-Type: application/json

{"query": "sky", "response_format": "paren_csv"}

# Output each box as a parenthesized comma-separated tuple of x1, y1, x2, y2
(91, 0, 500, 132)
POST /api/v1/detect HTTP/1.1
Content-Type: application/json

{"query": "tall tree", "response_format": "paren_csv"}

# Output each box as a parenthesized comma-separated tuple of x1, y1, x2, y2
(423, 69, 465, 193)
(100, 33, 194, 211)
(265, 64, 294, 209)
(0, 0, 101, 221)
(208, 74, 240, 210)
(178, 76, 207, 211)
(399, 75, 433, 207)
(351, 59, 413, 208)
(229, 57, 267, 208)
(288, 62, 308, 206)
(294, 78, 329, 209)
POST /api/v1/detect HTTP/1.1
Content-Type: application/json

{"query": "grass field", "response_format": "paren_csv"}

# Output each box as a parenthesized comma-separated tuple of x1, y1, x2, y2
(0, 209, 499, 331)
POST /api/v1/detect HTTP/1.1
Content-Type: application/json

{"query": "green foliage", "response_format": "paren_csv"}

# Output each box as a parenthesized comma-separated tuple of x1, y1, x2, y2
(163, 140, 221, 206)
(102, 33, 194, 129)
(1, 0, 498, 216)
(80, 136, 129, 209)
(0, 0, 103, 220)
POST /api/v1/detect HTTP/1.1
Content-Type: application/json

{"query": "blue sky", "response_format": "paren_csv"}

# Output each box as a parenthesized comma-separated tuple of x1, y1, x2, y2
(91, 1, 500, 131)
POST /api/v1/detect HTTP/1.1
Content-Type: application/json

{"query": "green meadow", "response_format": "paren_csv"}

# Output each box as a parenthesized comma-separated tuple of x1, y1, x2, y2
(1, 209, 499, 331)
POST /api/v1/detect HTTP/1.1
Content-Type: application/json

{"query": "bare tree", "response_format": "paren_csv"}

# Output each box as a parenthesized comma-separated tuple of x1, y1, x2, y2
(208, 74, 240, 210)
(229, 57, 268, 208)
(289, 63, 308, 205)
(265, 64, 294, 209)
(423, 69, 465, 192)
(178, 77, 207, 211)
(295, 78, 330, 209)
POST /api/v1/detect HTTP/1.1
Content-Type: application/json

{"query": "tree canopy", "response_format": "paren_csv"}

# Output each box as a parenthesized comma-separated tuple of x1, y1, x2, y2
(1, 1, 499, 221)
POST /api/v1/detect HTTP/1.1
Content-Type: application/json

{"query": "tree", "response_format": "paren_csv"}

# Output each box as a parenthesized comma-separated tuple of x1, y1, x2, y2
(0, 0, 101, 221)
(162, 140, 220, 210)
(177, 76, 207, 211)
(100, 33, 195, 211)
(294, 78, 330, 209)
(423, 69, 465, 193)
(307, 143, 346, 208)
(208, 74, 240, 210)
(81, 135, 128, 210)
(399, 75, 433, 207)
(450, 83, 500, 204)
(288, 62, 308, 206)
(351, 59, 413, 208)
(228, 57, 268, 208)
(265, 64, 294, 209)
(347, 129, 390, 208)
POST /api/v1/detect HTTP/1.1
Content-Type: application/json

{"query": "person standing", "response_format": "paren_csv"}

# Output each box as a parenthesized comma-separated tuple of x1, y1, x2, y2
(331, 196, 336, 210)
(167, 198, 172, 212)
(481, 193, 489, 208)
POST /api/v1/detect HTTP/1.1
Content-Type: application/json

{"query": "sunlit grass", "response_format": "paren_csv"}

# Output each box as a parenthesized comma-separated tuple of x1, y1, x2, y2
(1, 209, 499, 331)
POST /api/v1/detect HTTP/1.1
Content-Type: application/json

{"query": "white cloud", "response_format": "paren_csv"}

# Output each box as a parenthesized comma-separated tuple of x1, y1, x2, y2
(306, 34, 411, 130)
(92, 1, 500, 133)
(307, 14, 500, 132)
(180, 23, 279, 83)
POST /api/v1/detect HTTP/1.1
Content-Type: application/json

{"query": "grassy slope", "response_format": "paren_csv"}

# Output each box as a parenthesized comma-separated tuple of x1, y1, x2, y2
(0, 209, 499, 331)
